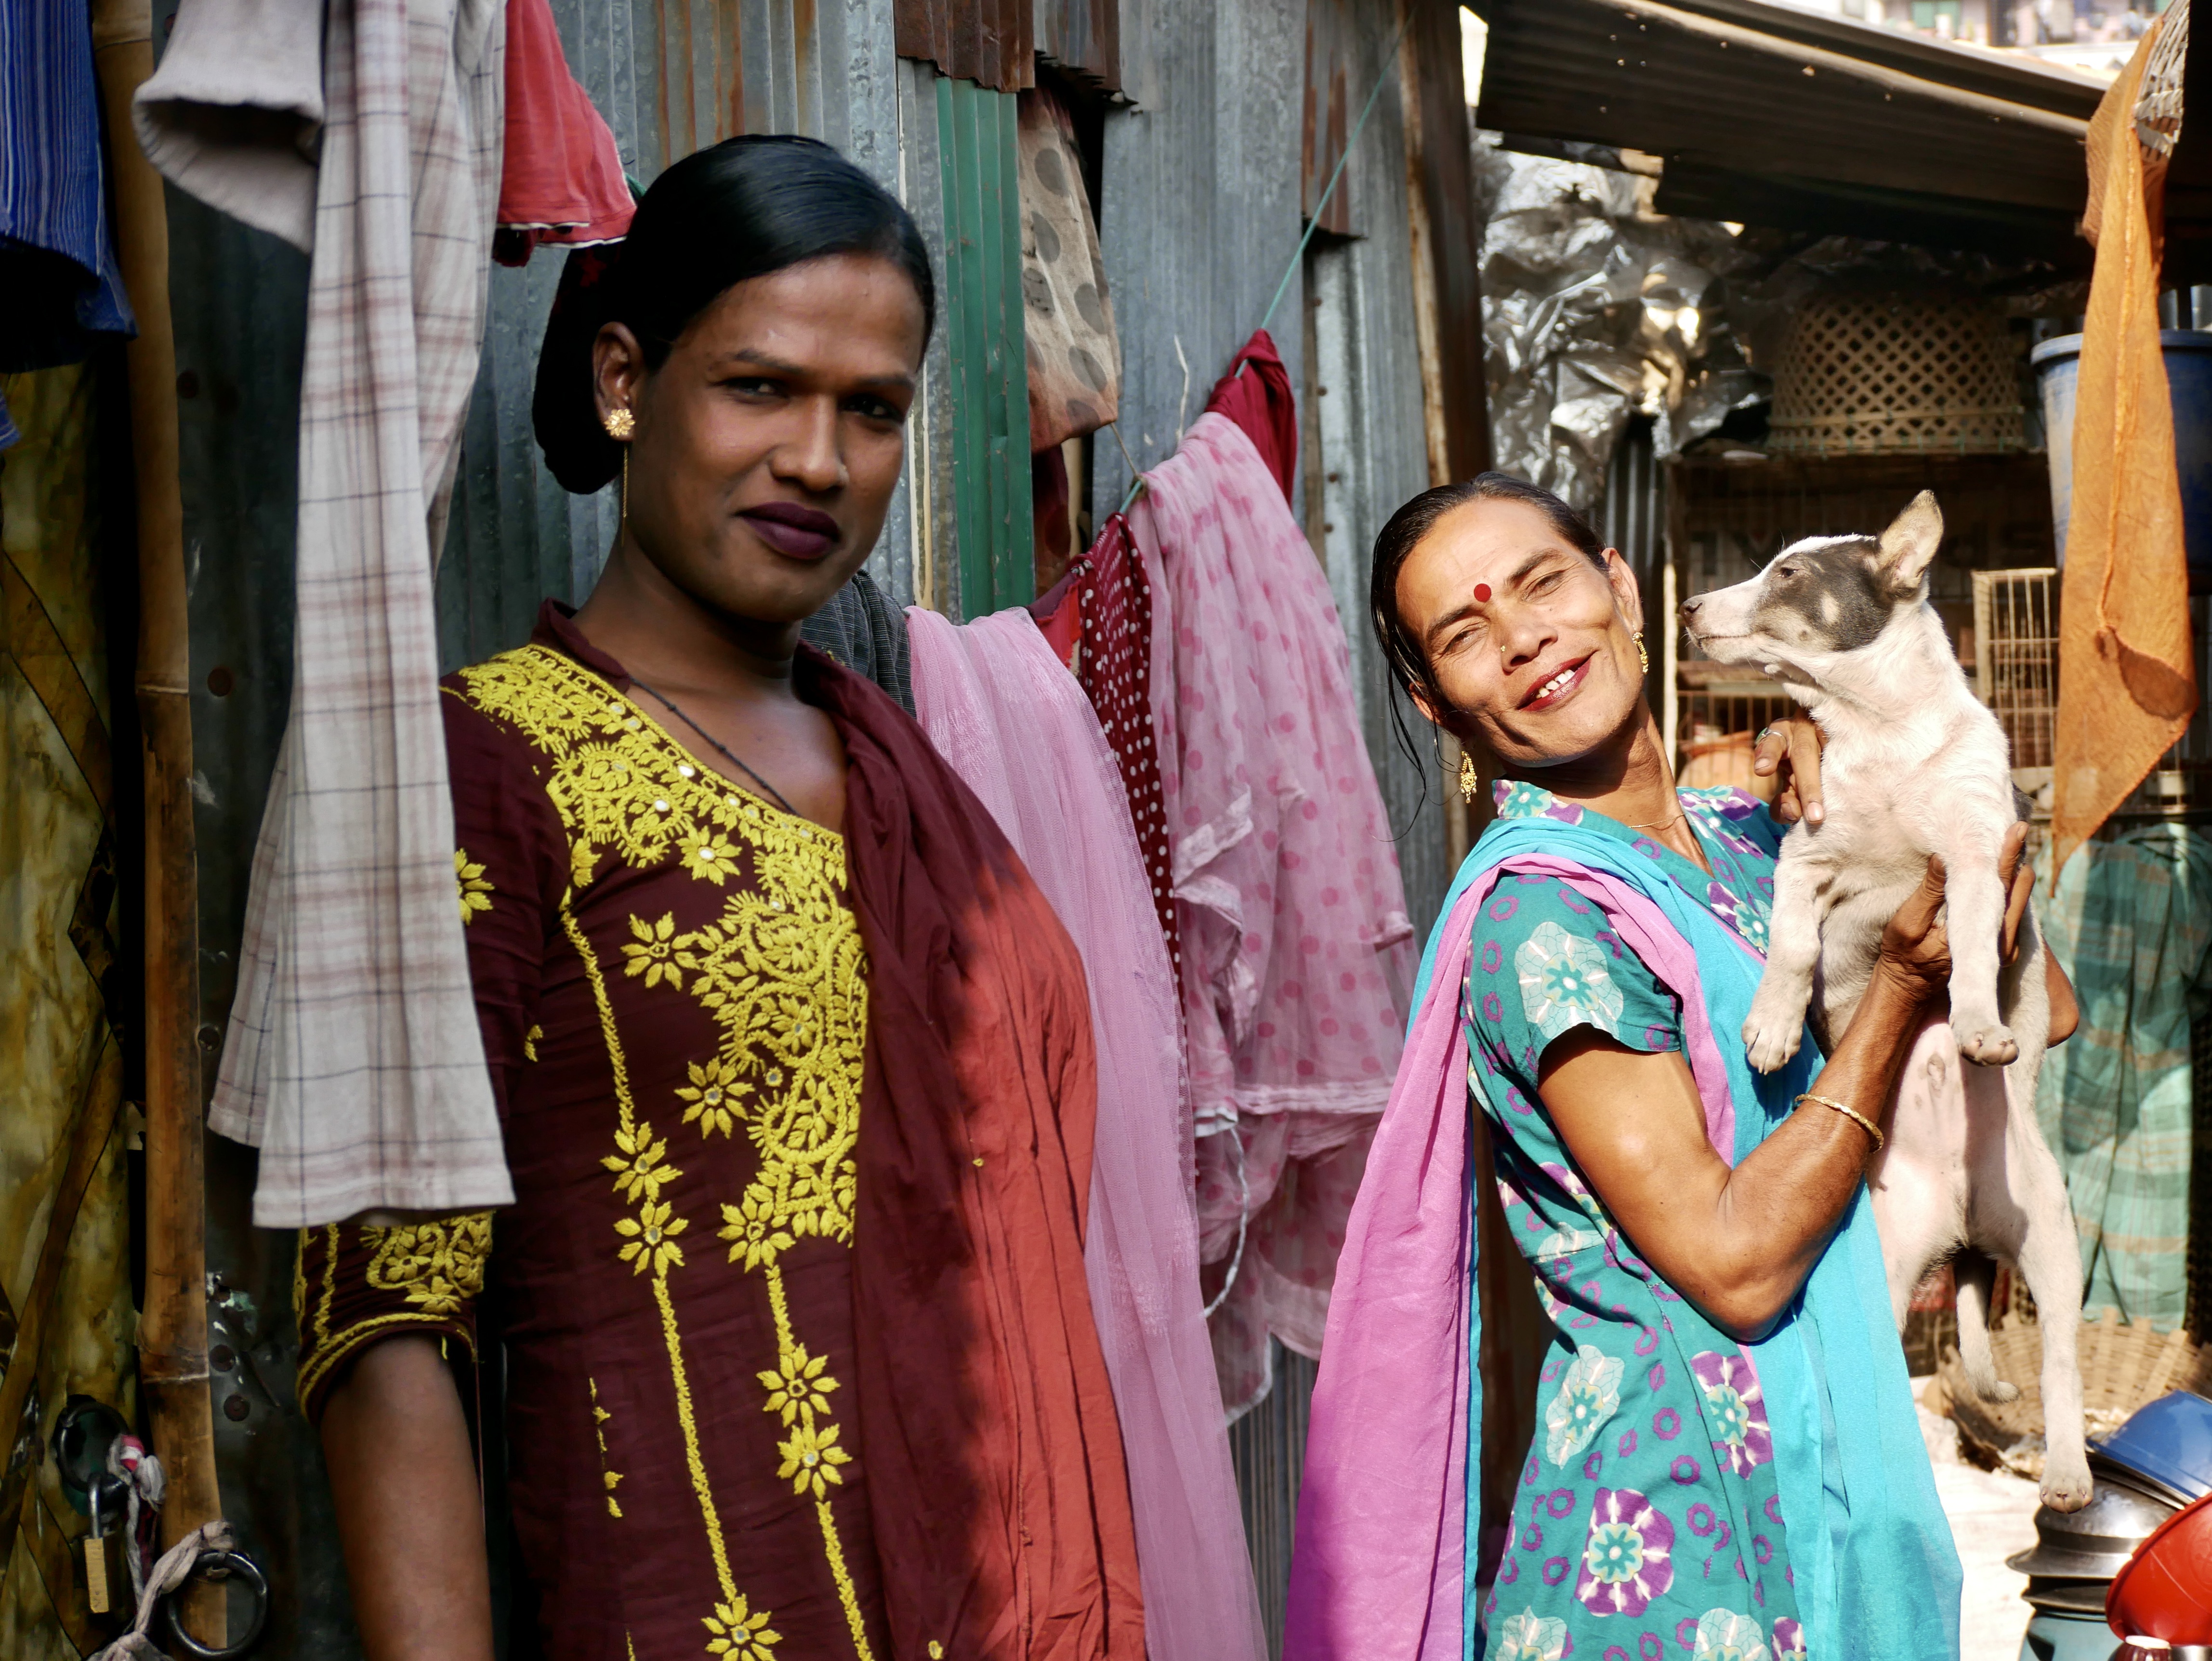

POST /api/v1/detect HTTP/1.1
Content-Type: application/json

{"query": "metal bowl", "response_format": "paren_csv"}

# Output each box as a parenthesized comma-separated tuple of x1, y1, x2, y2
(2093, 1392, 2212, 1509)
(2007, 1477, 2180, 1580)
(2024, 1577, 2121, 1616)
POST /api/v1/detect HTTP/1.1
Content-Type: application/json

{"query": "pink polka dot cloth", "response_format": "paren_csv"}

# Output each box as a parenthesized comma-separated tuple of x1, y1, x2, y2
(1129, 411, 1414, 1411)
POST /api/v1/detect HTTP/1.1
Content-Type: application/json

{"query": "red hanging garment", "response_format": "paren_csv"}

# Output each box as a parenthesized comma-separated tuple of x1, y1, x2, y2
(1202, 328, 1297, 501)
(495, 0, 633, 266)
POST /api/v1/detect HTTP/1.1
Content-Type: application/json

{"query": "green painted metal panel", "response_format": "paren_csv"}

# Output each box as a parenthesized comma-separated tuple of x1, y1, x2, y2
(934, 75, 1033, 618)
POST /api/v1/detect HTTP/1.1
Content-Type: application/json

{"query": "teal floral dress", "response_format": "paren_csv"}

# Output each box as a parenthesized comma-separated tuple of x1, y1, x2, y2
(1471, 780, 1810, 1661)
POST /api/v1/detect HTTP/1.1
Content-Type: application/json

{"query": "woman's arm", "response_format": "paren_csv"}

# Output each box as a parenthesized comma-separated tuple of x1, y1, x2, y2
(321, 1337, 494, 1661)
(1540, 826, 2036, 1342)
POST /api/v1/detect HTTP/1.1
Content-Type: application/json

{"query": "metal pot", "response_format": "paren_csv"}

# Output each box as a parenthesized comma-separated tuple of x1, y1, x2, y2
(2008, 1477, 2180, 1580)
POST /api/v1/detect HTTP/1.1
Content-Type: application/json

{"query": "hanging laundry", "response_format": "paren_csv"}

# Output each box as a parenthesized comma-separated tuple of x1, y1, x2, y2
(0, 0, 136, 448)
(1131, 409, 1412, 1414)
(132, 0, 327, 251)
(907, 604, 1268, 1661)
(138, 0, 515, 1225)
(493, 0, 632, 266)
(1204, 328, 1297, 501)
(1017, 86, 1119, 451)
(1078, 515, 1180, 982)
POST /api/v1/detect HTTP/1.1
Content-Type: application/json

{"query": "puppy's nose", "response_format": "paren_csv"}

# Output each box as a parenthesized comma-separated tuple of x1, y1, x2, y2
(1678, 595, 1704, 622)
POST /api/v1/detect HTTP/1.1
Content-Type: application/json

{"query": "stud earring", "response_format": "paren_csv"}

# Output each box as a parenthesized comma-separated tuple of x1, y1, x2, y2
(603, 407, 635, 441)
(1634, 630, 1649, 673)
(1459, 750, 1479, 803)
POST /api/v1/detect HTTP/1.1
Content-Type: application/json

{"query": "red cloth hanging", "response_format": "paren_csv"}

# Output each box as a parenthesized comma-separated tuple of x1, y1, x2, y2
(1203, 328, 1297, 501)
(495, 0, 634, 268)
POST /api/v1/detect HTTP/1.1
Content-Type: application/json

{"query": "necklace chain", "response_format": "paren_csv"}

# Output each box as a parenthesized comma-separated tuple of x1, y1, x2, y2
(629, 678, 800, 818)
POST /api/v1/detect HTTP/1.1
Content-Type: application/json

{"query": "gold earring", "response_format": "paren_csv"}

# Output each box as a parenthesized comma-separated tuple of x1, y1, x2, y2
(603, 407, 635, 441)
(1634, 630, 1649, 673)
(1459, 750, 1479, 803)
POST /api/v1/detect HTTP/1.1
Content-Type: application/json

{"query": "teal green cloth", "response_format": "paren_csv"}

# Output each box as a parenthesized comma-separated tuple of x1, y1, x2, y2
(2034, 824, 2212, 1329)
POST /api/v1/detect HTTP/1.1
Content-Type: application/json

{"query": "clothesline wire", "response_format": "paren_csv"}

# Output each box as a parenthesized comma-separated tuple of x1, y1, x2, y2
(1107, 10, 1411, 520)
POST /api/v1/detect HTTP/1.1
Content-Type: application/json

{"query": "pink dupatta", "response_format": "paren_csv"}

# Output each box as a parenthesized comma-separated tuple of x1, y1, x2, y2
(908, 606, 1269, 1661)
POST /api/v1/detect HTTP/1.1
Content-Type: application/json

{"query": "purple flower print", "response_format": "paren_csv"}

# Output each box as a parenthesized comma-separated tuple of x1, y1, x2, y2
(1492, 1609, 1570, 1661)
(1544, 799, 1586, 825)
(1770, 1618, 1805, 1660)
(1690, 1351, 1775, 1476)
(1575, 1487, 1676, 1618)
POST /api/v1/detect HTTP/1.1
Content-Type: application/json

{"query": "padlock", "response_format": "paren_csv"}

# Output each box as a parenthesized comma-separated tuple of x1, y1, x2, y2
(81, 1472, 128, 1618)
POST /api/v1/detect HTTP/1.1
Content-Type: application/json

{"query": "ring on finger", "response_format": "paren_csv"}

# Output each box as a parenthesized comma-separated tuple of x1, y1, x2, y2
(1755, 725, 1781, 746)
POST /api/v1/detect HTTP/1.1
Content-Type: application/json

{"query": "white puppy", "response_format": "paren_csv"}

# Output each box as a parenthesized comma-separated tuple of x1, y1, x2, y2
(1681, 490, 2090, 1511)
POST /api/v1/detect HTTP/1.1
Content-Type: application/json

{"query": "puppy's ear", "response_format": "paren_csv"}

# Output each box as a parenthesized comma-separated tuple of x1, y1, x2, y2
(1870, 490, 1943, 599)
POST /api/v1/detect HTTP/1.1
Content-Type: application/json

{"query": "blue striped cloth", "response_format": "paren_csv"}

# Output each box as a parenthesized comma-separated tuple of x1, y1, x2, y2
(0, 0, 138, 446)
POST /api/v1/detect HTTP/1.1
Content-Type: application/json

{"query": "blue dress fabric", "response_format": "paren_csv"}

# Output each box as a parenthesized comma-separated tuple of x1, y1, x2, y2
(1451, 783, 1959, 1661)
(0, 0, 138, 446)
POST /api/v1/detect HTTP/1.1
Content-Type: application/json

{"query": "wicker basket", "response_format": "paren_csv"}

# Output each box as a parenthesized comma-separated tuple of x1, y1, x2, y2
(1939, 1308, 2212, 1483)
(1767, 291, 2026, 457)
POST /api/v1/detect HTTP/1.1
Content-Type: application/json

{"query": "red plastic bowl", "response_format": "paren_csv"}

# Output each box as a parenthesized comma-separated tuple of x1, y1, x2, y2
(2109, 1490, 2212, 1643)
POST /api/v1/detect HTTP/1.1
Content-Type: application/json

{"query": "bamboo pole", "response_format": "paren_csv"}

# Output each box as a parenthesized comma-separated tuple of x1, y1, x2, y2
(90, 0, 224, 1644)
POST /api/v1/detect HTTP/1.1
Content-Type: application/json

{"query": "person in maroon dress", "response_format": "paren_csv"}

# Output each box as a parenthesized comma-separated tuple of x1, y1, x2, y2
(306, 135, 1143, 1661)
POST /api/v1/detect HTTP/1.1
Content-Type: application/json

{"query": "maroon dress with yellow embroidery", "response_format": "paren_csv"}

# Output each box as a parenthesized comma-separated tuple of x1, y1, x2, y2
(295, 606, 1143, 1661)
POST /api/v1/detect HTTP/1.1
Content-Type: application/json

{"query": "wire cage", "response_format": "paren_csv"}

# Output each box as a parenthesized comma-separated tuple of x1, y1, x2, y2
(1972, 568, 2058, 770)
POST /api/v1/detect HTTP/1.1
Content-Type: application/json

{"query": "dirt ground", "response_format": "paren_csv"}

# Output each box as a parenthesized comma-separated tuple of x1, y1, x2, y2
(1918, 1388, 2042, 1661)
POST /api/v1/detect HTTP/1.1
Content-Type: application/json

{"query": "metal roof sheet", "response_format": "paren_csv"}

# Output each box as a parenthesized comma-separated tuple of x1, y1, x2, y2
(1474, 0, 2092, 218)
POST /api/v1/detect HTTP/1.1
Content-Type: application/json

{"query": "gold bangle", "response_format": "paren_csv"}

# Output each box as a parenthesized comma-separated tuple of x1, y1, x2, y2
(1795, 1092, 1884, 1151)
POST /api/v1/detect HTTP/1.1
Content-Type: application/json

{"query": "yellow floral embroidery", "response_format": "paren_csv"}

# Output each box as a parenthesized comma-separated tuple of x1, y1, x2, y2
(776, 1420, 851, 1499)
(603, 1122, 678, 1204)
(361, 1214, 492, 1316)
(704, 1598, 781, 1660)
(455, 848, 494, 924)
(524, 1024, 543, 1062)
(590, 1378, 624, 1519)
(682, 828, 744, 885)
(454, 649, 875, 1661)
(622, 912, 683, 989)
(617, 1198, 688, 1279)
(677, 1056, 743, 1138)
(758, 1345, 838, 1424)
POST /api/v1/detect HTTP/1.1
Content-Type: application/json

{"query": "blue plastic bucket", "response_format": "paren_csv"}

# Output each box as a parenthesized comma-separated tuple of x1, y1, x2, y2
(2032, 330, 2212, 594)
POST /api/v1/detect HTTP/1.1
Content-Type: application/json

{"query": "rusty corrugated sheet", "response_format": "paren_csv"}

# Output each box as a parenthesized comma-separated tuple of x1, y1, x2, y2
(895, 0, 1033, 90)
(1304, 0, 1357, 236)
(1403, 0, 1486, 484)
(1037, 0, 1118, 90)
(1476, 0, 2093, 217)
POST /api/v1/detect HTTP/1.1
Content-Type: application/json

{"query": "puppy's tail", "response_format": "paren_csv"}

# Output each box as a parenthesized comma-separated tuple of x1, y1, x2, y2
(1955, 1253, 2020, 1403)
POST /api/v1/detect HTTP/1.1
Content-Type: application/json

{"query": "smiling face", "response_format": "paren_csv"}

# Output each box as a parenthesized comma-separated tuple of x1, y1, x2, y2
(593, 251, 926, 628)
(1395, 496, 1648, 769)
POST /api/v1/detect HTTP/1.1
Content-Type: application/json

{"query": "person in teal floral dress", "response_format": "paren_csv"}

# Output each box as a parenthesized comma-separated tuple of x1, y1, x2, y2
(1472, 778, 1806, 1661)
(1289, 475, 2071, 1661)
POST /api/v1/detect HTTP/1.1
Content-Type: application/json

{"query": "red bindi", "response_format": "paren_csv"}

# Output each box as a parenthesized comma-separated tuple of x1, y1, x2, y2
(1473, 582, 1492, 602)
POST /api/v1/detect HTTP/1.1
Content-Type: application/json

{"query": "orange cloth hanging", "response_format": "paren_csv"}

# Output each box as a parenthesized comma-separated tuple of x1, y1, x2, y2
(2054, 17, 2199, 883)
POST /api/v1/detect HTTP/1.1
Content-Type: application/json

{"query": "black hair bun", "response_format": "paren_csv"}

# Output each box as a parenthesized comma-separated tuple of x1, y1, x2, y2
(534, 244, 627, 494)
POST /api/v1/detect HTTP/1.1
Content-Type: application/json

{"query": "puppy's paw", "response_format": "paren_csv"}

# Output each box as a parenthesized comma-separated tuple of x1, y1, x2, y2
(2039, 1454, 2094, 1514)
(1956, 1022, 2019, 1068)
(1975, 1379, 2021, 1404)
(1742, 1012, 1802, 1074)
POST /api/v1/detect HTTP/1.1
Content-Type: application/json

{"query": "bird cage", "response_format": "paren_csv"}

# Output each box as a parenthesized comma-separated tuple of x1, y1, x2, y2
(1972, 568, 2057, 771)
(1766, 291, 2026, 458)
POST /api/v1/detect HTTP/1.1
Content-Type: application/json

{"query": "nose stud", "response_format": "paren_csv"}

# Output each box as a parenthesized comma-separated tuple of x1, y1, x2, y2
(1474, 582, 1491, 602)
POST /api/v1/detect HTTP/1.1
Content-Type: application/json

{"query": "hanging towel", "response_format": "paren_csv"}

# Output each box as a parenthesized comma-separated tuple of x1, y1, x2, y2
(132, 0, 327, 251)
(1130, 410, 1412, 1411)
(206, 0, 514, 1226)
(907, 604, 1268, 1661)
(492, 0, 632, 266)
(1, 0, 137, 447)
(2035, 824, 2212, 1328)
(1016, 85, 1119, 450)
(2054, 15, 2200, 881)
(1203, 329, 1297, 501)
